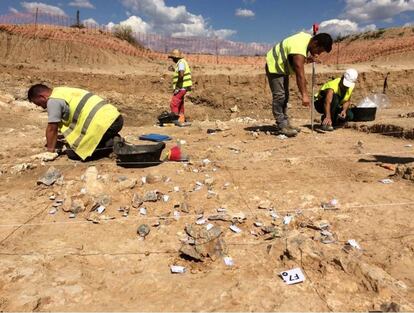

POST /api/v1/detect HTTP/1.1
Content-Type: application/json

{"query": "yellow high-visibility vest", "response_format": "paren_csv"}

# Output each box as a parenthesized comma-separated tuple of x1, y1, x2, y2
(172, 58, 192, 90)
(50, 87, 120, 160)
(266, 32, 312, 76)
(315, 77, 354, 105)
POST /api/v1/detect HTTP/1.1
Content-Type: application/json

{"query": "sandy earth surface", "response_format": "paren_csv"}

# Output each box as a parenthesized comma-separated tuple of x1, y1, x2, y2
(0, 27, 414, 312)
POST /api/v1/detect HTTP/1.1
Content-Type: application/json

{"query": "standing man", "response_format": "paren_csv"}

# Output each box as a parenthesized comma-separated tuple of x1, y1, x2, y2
(28, 84, 123, 161)
(314, 68, 358, 131)
(266, 32, 333, 137)
(168, 49, 192, 125)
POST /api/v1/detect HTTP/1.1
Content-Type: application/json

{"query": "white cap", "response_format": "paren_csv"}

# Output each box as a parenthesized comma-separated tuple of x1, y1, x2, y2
(343, 68, 358, 88)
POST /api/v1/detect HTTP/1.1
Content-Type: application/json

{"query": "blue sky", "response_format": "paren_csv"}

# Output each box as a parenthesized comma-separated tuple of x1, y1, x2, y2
(1, 0, 414, 43)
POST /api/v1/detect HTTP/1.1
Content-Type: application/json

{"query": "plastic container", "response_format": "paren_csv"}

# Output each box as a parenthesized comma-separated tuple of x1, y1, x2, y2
(351, 107, 377, 121)
(113, 137, 165, 168)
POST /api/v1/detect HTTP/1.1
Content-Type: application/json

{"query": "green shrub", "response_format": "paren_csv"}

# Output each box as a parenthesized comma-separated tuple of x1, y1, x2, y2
(113, 25, 138, 46)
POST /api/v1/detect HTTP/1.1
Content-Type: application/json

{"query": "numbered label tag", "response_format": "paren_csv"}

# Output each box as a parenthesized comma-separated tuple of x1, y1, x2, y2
(280, 268, 305, 285)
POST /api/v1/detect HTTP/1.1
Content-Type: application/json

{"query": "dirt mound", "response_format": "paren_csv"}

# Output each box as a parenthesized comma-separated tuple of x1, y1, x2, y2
(321, 27, 414, 65)
(0, 24, 156, 72)
(4, 24, 414, 68)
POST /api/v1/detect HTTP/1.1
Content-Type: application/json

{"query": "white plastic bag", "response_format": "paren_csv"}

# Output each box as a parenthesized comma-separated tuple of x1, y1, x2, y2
(357, 93, 390, 109)
(357, 97, 377, 108)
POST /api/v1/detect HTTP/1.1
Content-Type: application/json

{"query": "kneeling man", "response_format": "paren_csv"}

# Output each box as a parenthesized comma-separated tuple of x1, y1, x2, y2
(28, 84, 123, 160)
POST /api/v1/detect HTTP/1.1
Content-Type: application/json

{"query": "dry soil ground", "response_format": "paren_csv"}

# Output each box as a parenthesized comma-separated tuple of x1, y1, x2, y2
(0, 43, 414, 311)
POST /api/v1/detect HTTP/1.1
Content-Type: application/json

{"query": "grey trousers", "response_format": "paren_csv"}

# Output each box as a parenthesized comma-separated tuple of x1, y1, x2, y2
(266, 65, 289, 128)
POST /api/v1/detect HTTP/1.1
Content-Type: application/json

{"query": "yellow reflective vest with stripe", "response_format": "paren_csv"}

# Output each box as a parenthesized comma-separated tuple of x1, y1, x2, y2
(49, 87, 120, 160)
(266, 32, 312, 76)
(172, 58, 192, 90)
(315, 78, 354, 105)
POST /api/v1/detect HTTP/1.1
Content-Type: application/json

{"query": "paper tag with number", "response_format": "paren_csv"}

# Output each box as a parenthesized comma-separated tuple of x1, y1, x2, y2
(280, 268, 305, 285)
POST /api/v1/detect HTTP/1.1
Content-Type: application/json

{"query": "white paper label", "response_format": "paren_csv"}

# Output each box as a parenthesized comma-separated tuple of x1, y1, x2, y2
(280, 268, 305, 285)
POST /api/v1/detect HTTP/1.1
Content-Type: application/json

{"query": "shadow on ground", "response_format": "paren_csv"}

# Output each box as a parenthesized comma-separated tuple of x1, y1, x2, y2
(358, 154, 414, 164)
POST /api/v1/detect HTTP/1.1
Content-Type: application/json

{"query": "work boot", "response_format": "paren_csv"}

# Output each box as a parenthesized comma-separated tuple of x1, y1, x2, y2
(287, 122, 301, 133)
(278, 126, 298, 138)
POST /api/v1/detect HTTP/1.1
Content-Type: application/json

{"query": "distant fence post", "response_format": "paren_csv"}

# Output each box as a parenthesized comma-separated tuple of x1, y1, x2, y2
(34, 8, 38, 28)
(215, 36, 218, 64)
(76, 10, 80, 27)
(336, 41, 340, 69)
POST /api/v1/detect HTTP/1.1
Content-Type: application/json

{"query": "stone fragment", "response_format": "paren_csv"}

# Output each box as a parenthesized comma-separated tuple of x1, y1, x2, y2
(117, 177, 137, 191)
(258, 200, 272, 210)
(37, 167, 62, 186)
(137, 224, 150, 238)
(132, 193, 143, 208)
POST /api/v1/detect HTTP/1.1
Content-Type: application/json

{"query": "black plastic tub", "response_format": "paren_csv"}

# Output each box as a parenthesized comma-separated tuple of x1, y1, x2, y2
(351, 107, 377, 122)
(113, 138, 165, 168)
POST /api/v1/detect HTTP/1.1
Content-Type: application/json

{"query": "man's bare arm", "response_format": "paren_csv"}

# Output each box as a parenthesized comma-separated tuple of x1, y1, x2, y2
(292, 54, 309, 106)
(322, 89, 334, 125)
(176, 70, 184, 89)
(46, 123, 58, 152)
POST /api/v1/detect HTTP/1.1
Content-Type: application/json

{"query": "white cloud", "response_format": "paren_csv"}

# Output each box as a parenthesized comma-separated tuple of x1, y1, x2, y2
(9, 7, 19, 13)
(318, 19, 377, 38)
(342, 0, 414, 23)
(120, 0, 236, 38)
(107, 15, 151, 34)
(68, 0, 95, 9)
(83, 18, 98, 26)
(20, 2, 67, 16)
(213, 29, 237, 38)
(235, 8, 255, 18)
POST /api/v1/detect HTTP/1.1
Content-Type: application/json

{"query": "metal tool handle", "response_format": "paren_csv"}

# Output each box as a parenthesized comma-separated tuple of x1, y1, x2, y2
(310, 23, 319, 133)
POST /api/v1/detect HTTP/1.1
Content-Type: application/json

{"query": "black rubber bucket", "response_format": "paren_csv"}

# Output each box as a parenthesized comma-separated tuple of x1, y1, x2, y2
(113, 138, 165, 168)
(351, 107, 377, 122)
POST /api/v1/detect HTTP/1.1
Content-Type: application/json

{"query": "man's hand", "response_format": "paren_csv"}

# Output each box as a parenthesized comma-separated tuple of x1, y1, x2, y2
(306, 55, 321, 64)
(322, 116, 332, 126)
(338, 110, 347, 119)
(302, 94, 310, 107)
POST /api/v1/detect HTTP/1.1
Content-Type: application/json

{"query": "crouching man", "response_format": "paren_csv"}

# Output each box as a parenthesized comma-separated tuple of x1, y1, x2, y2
(28, 84, 123, 160)
(314, 68, 358, 131)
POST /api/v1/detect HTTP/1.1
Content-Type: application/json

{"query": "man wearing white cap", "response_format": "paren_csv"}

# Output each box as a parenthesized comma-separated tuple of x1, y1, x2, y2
(314, 68, 358, 131)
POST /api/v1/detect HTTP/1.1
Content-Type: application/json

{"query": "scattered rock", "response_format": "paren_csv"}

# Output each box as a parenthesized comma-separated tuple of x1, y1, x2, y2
(215, 120, 230, 131)
(95, 194, 111, 207)
(204, 177, 215, 186)
(258, 200, 272, 210)
(132, 193, 143, 208)
(37, 167, 62, 186)
(230, 105, 239, 113)
(180, 225, 227, 262)
(146, 174, 162, 184)
(380, 302, 400, 312)
(10, 163, 36, 174)
(137, 224, 150, 238)
(117, 177, 137, 191)
(83, 166, 104, 195)
(180, 202, 190, 213)
(143, 190, 160, 202)
(394, 163, 414, 182)
(67, 198, 86, 214)
(31, 152, 59, 162)
(208, 214, 232, 222)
